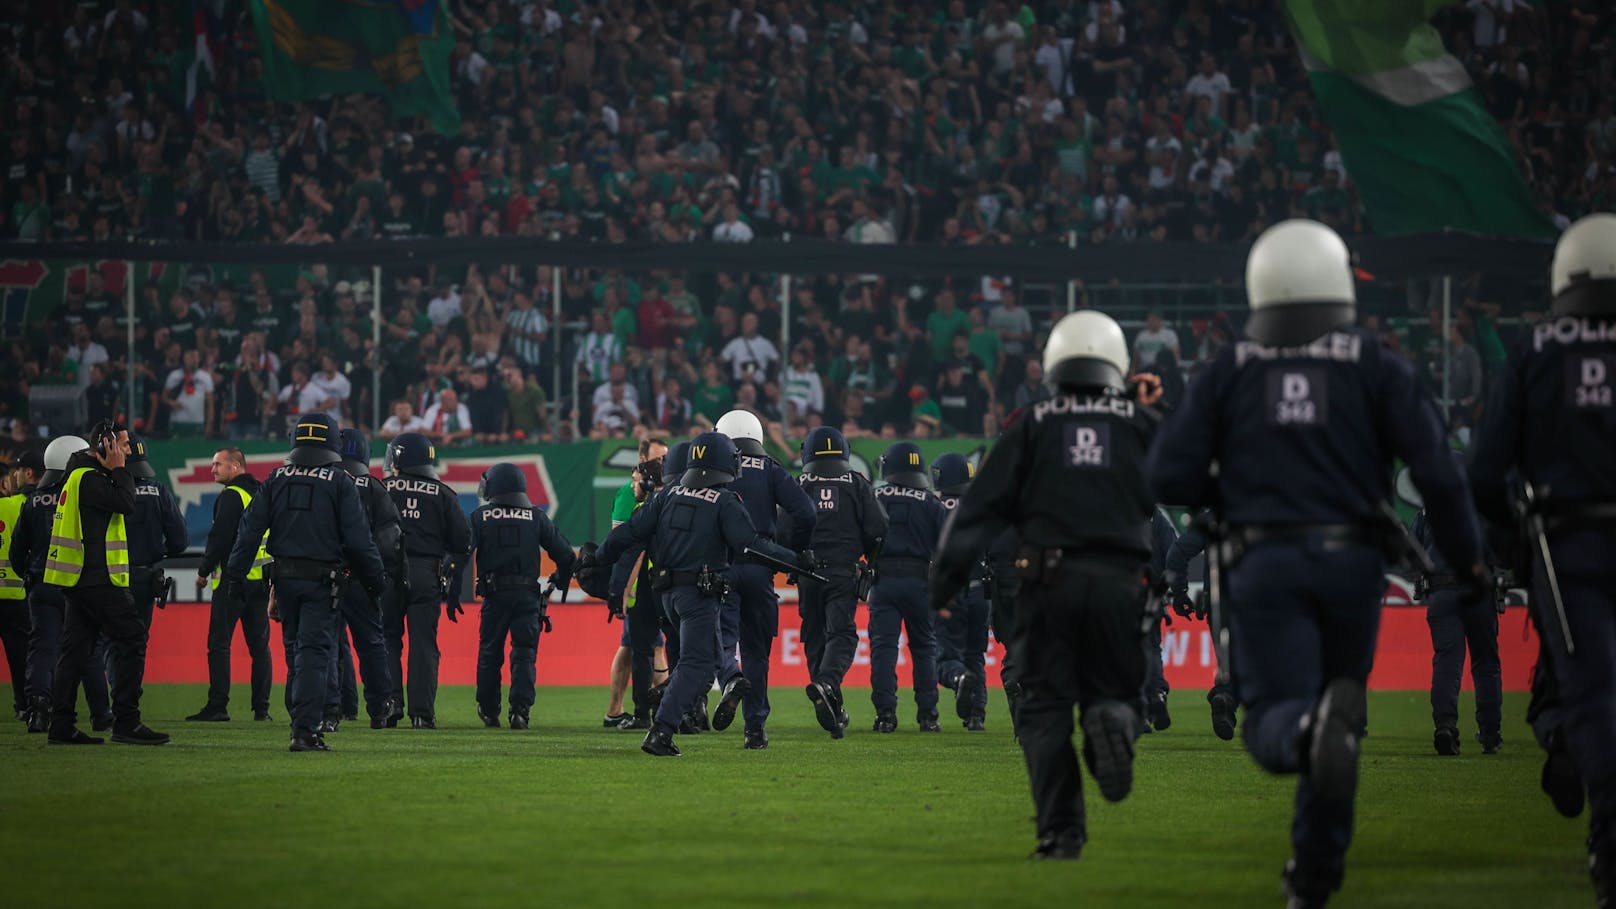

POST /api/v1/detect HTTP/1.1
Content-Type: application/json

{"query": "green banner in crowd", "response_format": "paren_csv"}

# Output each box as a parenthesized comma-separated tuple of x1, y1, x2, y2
(248, 0, 460, 135)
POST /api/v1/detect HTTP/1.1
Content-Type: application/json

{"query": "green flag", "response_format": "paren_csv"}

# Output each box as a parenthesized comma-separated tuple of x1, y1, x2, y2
(248, 0, 459, 134)
(1283, 0, 1554, 238)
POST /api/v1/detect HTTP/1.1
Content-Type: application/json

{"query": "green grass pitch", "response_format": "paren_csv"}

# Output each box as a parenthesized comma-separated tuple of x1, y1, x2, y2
(0, 685, 1593, 908)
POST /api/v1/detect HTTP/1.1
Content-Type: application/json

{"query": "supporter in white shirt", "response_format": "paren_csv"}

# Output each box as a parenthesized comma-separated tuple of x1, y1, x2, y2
(1185, 53, 1234, 115)
(426, 284, 463, 328)
(712, 203, 755, 242)
(277, 361, 327, 415)
(310, 353, 352, 421)
(164, 350, 214, 429)
(591, 362, 642, 415)
(719, 312, 781, 385)
(380, 400, 427, 438)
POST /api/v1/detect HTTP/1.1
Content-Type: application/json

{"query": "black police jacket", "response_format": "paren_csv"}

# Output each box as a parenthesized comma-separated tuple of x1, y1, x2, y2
(199, 474, 262, 579)
(227, 462, 384, 586)
(1149, 327, 1481, 572)
(597, 483, 796, 576)
(385, 474, 472, 565)
(874, 483, 947, 560)
(732, 453, 817, 549)
(935, 388, 1156, 599)
(471, 500, 576, 585)
(797, 469, 887, 564)
(130, 476, 188, 567)
(353, 472, 403, 568)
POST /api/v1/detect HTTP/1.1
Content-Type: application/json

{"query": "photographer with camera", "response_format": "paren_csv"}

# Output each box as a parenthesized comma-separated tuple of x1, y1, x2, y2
(601, 436, 669, 728)
(44, 422, 170, 746)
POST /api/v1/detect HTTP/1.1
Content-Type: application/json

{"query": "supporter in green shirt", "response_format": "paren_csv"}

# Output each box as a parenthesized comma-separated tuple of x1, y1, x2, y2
(691, 360, 734, 427)
(926, 289, 971, 361)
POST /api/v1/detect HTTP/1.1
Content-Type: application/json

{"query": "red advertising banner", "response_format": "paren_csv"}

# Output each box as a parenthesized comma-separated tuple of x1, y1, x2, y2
(2, 600, 1542, 692)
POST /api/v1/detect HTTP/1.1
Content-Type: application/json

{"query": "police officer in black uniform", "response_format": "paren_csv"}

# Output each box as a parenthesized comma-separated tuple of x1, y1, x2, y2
(121, 432, 186, 693)
(932, 452, 991, 731)
(327, 429, 403, 730)
(0, 450, 42, 721)
(383, 432, 472, 729)
(1411, 502, 1502, 756)
(869, 442, 947, 733)
(614, 441, 689, 726)
(1148, 220, 1485, 907)
(796, 427, 886, 739)
(188, 446, 274, 722)
(587, 432, 811, 757)
(470, 463, 577, 729)
(1143, 505, 1179, 732)
(227, 414, 386, 752)
(1163, 508, 1240, 741)
(47, 423, 170, 746)
(712, 410, 816, 748)
(12, 435, 111, 733)
(935, 310, 1162, 860)
(1468, 212, 1616, 904)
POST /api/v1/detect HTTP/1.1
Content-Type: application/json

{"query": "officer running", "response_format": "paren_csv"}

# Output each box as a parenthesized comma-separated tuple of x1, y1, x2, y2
(470, 463, 577, 729)
(329, 429, 403, 730)
(1163, 507, 1240, 741)
(796, 426, 886, 739)
(0, 450, 44, 721)
(12, 436, 111, 734)
(934, 310, 1163, 860)
(121, 432, 187, 694)
(712, 410, 816, 749)
(587, 432, 812, 757)
(382, 432, 472, 729)
(869, 441, 946, 734)
(1468, 212, 1616, 904)
(45, 423, 171, 746)
(226, 414, 386, 752)
(931, 452, 991, 731)
(1411, 501, 1502, 756)
(1148, 219, 1485, 907)
(187, 447, 274, 722)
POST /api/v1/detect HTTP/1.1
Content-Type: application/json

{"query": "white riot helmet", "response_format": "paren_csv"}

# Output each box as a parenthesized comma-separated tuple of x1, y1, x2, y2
(1550, 213, 1616, 316)
(1042, 310, 1129, 391)
(42, 435, 89, 486)
(1244, 219, 1357, 346)
(714, 409, 766, 456)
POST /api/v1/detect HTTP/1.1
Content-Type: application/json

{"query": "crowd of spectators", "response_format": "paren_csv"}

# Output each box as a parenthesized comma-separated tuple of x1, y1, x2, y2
(1, 0, 1611, 446)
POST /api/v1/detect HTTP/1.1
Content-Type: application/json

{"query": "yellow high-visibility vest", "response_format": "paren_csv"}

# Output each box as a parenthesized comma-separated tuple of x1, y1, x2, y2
(211, 485, 272, 588)
(0, 492, 25, 600)
(44, 468, 129, 588)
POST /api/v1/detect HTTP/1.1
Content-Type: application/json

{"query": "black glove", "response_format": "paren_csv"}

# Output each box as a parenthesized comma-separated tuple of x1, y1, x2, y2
(1168, 586, 1195, 618)
(574, 543, 611, 600)
(797, 549, 821, 571)
(606, 593, 624, 621)
(1192, 590, 1210, 621)
(446, 601, 463, 623)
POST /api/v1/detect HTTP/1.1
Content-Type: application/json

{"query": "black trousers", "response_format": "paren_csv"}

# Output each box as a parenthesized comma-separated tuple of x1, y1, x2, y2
(799, 574, 859, 699)
(49, 584, 150, 734)
(1016, 556, 1148, 839)
(328, 583, 395, 719)
(382, 558, 443, 720)
(628, 584, 665, 716)
(205, 580, 273, 713)
(0, 600, 29, 713)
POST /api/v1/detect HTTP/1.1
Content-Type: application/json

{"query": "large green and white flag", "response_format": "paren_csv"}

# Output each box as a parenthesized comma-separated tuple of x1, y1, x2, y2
(1284, 0, 1554, 238)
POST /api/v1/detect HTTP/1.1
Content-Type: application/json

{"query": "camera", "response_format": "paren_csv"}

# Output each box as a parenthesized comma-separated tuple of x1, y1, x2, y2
(636, 456, 664, 497)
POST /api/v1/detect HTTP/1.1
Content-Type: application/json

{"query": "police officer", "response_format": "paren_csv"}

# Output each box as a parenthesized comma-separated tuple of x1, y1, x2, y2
(603, 437, 667, 728)
(1468, 212, 1616, 904)
(1411, 501, 1502, 756)
(1143, 505, 1179, 732)
(931, 453, 990, 731)
(227, 414, 386, 752)
(327, 429, 403, 730)
(470, 463, 577, 729)
(121, 432, 186, 695)
(935, 310, 1162, 860)
(797, 426, 886, 739)
(712, 410, 816, 748)
(12, 435, 111, 734)
(45, 423, 170, 746)
(187, 447, 274, 722)
(588, 432, 811, 757)
(1148, 220, 1485, 906)
(383, 432, 472, 729)
(1163, 508, 1240, 741)
(0, 450, 44, 720)
(869, 442, 946, 733)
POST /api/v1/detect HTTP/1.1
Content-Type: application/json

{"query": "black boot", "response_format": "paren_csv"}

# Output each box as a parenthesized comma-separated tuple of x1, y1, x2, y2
(619, 712, 651, 730)
(952, 670, 976, 720)
(253, 710, 274, 722)
(508, 710, 529, 731)
(1433, 723, 1460, 756)
(1209, 691, 1238, 741)
(965, 713, 986, 732)
(917, 713, 941, 733)
(385, 700, 404, 728)
(186, 705, 230, 722)
(1591, 836, 1615, 909)
(411, 716, 436, 729)
(47, 726, 104, 745)
(25, 696, 48, 734)
(1477, 730, 1502, 755)
(1080, 699, 1136, 803)
(1305, 678, 1366, 803)
(1031, 829, 1085, 861)
(806, 681, 843, 738)
(111, 724, 171, 746)
(712, 676, 750, 732)
(1282, 859, 1338, 909)
(318, 715, 341, 734)
(691, 692, 710, 731)
(602, 713, 631, 728)
(1147, 690, 1172, 731)
(290, 733, 332, 752)
(873, 711, 897, 734)
(1541, 731, 1585, 818)
(641, 726, 681, 757)
(479, 707, 501, 728)
(743, 728, 769, 750)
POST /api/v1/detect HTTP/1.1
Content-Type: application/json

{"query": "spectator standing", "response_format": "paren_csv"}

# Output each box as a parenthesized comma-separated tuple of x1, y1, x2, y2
(465, 369, 507, 443)
(380, 400, 427, 439)
(422, 387, 473, 446)
(574, 311, 623, 387)
(502, 367, 549, 441)
(1132, 312, 1181, 371)
(719, 312, 781, 387)
(164, 350, 214, 439)
(310, 353, 352, 423)
(781, 345, 826, 423)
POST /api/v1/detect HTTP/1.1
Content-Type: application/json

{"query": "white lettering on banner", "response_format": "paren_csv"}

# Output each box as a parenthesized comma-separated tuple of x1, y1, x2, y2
(780, 629, 802, 665)
(1032, 394, 1135, 423)
(1236, 332, 1362, 367)
(1162, 629, 1192, 667)
(1534, 316, 1616, 352)
(278, 466, 335, 480)
(855, 629, 871, 666)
